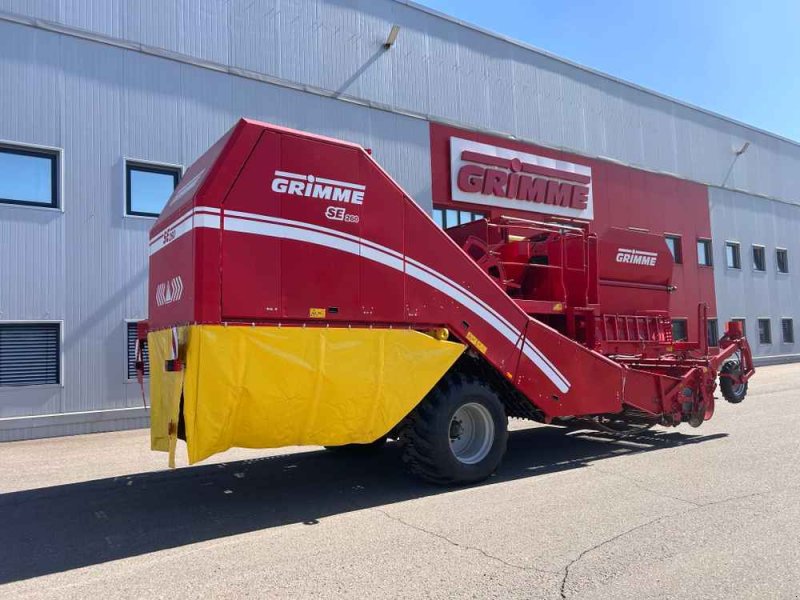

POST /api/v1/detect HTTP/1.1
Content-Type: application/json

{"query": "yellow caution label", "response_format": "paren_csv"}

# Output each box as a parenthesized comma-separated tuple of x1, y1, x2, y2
(466, 331, 487, 354)
(309, 307, 326, 318)
(553, 303, 564, 312)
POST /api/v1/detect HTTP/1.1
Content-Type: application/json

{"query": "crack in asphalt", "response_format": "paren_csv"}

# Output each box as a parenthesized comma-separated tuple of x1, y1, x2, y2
(591, 467, 703, 507)
(557, 513, 670, 599)
(558, 488, 780, 598)
(377, 487, 789, 600)
(374, 508, 560, 577)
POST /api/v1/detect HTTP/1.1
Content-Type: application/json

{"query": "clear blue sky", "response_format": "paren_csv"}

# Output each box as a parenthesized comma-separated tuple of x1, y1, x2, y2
(416, 0, 800, 142)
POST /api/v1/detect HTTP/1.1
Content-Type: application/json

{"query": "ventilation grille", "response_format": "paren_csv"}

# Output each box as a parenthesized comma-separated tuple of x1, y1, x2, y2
(0, 323, 60, 386)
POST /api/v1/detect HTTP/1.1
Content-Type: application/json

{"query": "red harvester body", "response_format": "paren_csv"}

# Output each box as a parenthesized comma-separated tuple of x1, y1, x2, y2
(141, 119, 754, 482)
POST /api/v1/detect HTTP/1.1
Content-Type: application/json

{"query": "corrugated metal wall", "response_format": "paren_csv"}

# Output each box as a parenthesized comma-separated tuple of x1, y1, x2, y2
(0, 0, 798, 438)
(0, 14, 431, 437)
(710, 188, 800, 361)
(1, 0, 798, 205)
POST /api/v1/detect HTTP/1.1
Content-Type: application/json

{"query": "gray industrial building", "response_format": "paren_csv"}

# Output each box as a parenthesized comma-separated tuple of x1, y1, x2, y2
(0, 0, 798, 441)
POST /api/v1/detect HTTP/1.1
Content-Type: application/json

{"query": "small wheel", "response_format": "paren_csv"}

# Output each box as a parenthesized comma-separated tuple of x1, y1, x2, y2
(324, 436, 387, 454)
(719, 362, 747, 404)
(400, 371, 508, 485)
(687, 412, 704, 428)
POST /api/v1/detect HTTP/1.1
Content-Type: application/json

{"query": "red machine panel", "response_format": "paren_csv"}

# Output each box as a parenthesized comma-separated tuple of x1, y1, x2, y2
(595, 227, 673, 316)
(220, 130, 283, 320)
(597, 227, 672, 286)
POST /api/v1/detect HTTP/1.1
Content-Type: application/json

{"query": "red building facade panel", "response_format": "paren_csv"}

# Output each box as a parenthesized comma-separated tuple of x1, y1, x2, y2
(429, 123, 716, 342)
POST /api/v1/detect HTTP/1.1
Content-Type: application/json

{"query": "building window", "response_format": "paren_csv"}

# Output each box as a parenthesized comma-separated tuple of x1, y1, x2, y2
(758, 318, 772, 344)
(664, 235, 683, 264)
(776, 248, 789, 274)
(732, 318, 747, 338)
(706, 319, 719, 347)
(126, 161, 180, 217)
(696, 239, 713, 266)
(126, 321, 149, 380)
(725, 242, 741, 269)
(0, 145, 59, 208)
(782, 319, 795, 344)
(752, 245, 766, 271)
(671, 319, 688, 342)
(0, 323, 60, 386)
(433, 207, 485, 229)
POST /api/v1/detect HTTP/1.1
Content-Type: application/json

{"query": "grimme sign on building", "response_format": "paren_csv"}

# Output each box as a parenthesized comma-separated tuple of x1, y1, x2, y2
(449, 137, 594, 220)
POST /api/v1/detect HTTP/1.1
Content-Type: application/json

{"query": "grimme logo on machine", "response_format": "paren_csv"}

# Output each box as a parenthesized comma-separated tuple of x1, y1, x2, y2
(616, 248, 658, 267)
(450, 138, 593, 220)
(271, 170, 365, 204)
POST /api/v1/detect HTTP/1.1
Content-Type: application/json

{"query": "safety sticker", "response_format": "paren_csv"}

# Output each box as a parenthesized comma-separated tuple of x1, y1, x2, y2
(466, 331, 487, 354)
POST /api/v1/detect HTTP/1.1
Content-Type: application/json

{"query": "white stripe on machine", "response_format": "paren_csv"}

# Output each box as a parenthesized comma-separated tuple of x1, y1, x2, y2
(149, 207, 571, 392)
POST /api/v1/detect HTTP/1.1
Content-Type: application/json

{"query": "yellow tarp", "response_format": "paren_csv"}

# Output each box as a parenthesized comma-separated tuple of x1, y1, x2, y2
(149, 325, 464, 465)
(148, 327, 186, 467)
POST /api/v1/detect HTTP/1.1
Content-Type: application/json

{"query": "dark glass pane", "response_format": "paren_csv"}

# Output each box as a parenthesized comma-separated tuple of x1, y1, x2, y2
(782, 319, 794, 343)
(726, 243, 740, 269)
(777, 249, 789, 273)
(707, 319, 719, 347)
(128, 165, 178, 216)
(671, 319, 688, 342)
(758, 319, 771, 344)
(752, 247, 766, 271)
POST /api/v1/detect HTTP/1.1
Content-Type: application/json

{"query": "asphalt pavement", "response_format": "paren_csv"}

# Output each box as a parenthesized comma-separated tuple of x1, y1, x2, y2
(1, 363, 798, 599)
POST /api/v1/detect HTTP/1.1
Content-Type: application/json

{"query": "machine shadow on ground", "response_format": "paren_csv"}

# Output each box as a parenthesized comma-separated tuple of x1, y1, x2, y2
(0, 425, 726, 584)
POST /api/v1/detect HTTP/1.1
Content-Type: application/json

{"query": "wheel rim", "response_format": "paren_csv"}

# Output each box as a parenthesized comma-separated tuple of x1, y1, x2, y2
(728, 363, 746, 396)
(449, 402, 495, 465)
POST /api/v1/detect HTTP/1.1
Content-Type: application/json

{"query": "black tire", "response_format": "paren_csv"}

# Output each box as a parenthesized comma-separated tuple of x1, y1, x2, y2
(720, 361, 748, 404)
(400, 371, 508, 485)
(324, 436, 388, 454)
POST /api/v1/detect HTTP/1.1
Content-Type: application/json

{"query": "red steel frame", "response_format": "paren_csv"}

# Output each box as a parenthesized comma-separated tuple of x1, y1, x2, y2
(440, 212, 753, 427)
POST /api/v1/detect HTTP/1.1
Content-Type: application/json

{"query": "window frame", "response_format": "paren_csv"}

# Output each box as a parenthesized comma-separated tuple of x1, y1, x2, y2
(0, 320, 64, 388)
(432, 206, 485, 229)
(706, 318, 719, 348)
(757, 318, 772, 345)
(0, 141, 62, 211)
(696, 238, 713, 267)
(751, 244, 767, 272)
(776, 248, 789, 274)
(124, 158, 182, 219)
(124, 319, 149, 382)
(781, 318, 795, 344)
(724, 241, 741, 270)
(664, 233, 683, 265)
(671, 318, 689, 342)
